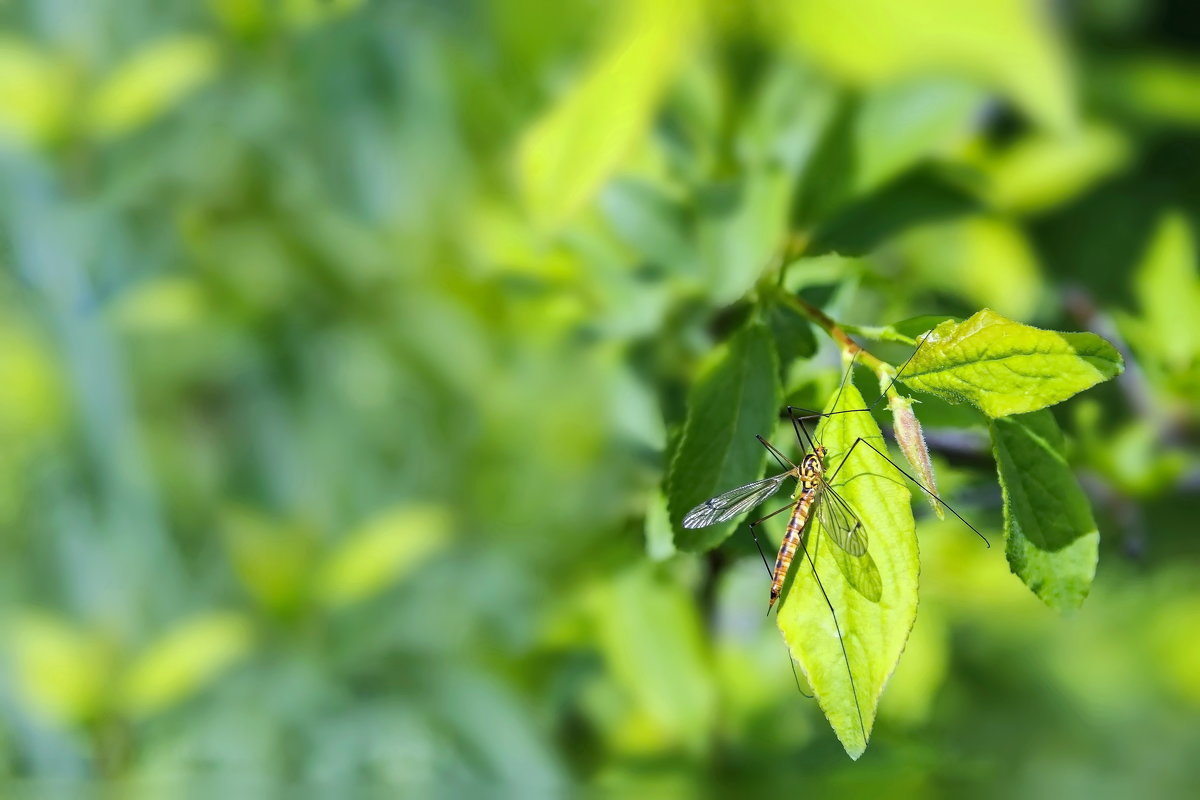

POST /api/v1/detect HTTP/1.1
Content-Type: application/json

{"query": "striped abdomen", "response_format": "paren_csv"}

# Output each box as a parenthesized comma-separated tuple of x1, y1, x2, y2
(769, 487, 816, 608)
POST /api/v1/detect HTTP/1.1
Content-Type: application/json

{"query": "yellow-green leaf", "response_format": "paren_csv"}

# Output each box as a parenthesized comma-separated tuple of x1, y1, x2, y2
(777, 0, 1075, 132)
(0, 38, 73, 146)
(7, 614, 111, 724)
(901, 216, 1044, 320)
(316, 505, 451, 608)
(901, 309, 1124, 417)
(776, 382, 918, 759)
(516, 0, 698, 230)
(991, 410, 1099, 610)
(85, 35, 219, 139)
(977, 122, 1131, 214)
(118, 612, 253, 717)
(590, 565, 715, 754)
(1132, 212, 1200, 370)
(222, 506, 316, 615)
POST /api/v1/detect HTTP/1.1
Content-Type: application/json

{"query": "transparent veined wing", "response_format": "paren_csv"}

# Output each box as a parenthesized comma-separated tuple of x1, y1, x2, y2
(682, 472, 790, 529)
(814, 483, 869, 556)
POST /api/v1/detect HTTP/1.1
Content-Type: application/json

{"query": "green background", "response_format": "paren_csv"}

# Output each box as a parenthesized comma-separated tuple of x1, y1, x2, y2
(1, 0, 1198, 795)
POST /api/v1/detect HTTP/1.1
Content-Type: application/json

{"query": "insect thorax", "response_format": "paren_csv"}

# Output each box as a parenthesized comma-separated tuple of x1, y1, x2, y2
(800, 452, 823, 488)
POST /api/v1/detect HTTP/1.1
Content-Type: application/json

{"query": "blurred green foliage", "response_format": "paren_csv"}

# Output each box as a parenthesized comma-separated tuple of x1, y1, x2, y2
(0, 0, 1199, 795)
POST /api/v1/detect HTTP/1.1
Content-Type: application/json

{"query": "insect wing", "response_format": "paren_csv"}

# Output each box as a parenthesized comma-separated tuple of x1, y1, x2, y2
(682, 473, 789, 529)
(814, 484, 869, 556)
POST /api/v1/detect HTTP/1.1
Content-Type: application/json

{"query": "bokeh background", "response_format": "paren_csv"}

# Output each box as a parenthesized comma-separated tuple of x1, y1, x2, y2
(1, 0, 1199, 796)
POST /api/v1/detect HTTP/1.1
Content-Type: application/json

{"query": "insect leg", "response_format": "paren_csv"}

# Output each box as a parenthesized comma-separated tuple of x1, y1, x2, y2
(798, 530, 868, 744)
(756, 435, 795, 471)
(748, 502, 794, 577)
(829, 436, 990, 547)
(749, 503, 814, 699)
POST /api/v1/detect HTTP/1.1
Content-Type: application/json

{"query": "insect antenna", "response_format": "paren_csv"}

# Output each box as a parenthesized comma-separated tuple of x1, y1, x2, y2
(866, 328, 935, 409)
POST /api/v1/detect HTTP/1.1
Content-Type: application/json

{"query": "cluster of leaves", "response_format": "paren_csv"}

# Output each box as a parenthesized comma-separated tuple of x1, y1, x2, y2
(665, 305, 1122, 755)
(0, 0, 1199, 793)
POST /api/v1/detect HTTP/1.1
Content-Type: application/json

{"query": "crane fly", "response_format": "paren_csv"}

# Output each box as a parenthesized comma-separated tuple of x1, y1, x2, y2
(679, 335, 991, 743)
(682, 439, 867, 612)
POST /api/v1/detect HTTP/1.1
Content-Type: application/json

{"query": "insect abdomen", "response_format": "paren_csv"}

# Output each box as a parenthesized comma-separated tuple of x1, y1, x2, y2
(769, 490, 815, 608)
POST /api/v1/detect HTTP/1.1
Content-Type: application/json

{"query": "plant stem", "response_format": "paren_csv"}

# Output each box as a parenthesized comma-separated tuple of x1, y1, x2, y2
(782, 294, 903, 400)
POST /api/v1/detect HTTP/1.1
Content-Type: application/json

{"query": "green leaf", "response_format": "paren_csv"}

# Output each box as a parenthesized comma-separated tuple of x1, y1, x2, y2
(976, 122, 1131, 215)
(667, 323, 782, 551)
(990, 410, 1099, 610)
(890, 314, 960, 341)
(899, 216, 1044, 320)
(776, 382, 918, 759)
(853, 78, 986, 195)
(697, 168, 792, 305)
(590, 565, 716, 752)
(776, 0, 1075, 132)
(316, 505, 451, 609)
(84, 35, 219, 139)
(763, 292, 817, 370)
(900, 309, 1124, 417)
(807, 166, 981, 256)
(1131, 211, 1200, 370)
(118, 613, 254, 717)
(516, 0, 698, 230)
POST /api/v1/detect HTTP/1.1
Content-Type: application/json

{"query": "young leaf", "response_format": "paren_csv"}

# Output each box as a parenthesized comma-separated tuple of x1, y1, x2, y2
(900, 309, 1124, 417)
(889, 394, 944, 520)
(667, 324, 782, 551)
(776, 382, 918, 759)
(1131, 211, 1200, 370)
(990, 410, 1099, 610)
(516, 0, 697, 230)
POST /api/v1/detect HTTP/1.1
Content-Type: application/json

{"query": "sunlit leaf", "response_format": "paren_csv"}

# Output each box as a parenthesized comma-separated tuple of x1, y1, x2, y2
(990, 410, 1098, 610)
(222, 506, 316, 616)
(590, 565, 715, 753)
(667, 323, 782, 551)
(777, 0, 1075, 132)
(977, 122, 1131, 214)
(776, 382, 918, 759)
(7, 615, 111, 724)
(697, 169, 791, 305)
(109, 277, 209, 334)
(853, 78, 985, 194)
(1093, 54, 1200, 126)
(1131, 211, 1200, 370)
(901, 309, 1124, 417)
(516, 0, 698, 229)
(900, 216, 1044, 319)
(85, 35, 219, 139)
(118, 613, 253, 717)
(316, 505, 451, 608)
(0, 38, 73, 146)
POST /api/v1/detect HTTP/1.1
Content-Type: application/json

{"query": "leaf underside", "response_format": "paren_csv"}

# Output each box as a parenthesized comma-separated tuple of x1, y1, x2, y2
(667, 324, 782, 551)
(774, 382, 918, 759)
(991, 409, 1099, 610)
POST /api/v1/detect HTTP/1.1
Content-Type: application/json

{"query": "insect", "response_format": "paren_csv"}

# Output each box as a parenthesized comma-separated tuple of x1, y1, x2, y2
(682, 436, 867, 612)
(681, 339, 990, 739)
(684, 336, 987, 612)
